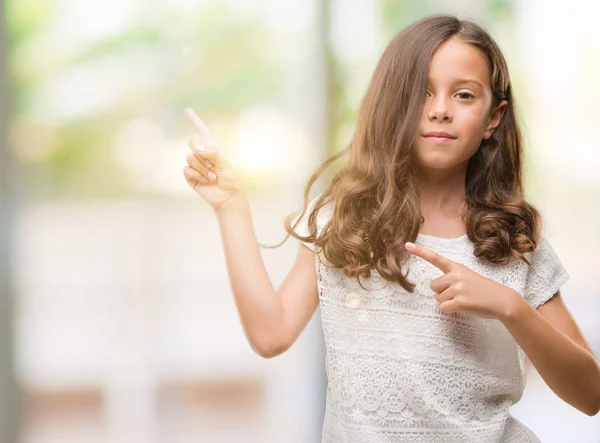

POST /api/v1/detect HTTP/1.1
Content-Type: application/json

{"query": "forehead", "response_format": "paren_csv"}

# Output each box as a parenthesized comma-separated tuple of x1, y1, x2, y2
(428, 37, 491, 87)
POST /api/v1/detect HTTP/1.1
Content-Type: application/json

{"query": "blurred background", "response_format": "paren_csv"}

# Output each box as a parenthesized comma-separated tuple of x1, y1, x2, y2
(0, 0, 599, 442)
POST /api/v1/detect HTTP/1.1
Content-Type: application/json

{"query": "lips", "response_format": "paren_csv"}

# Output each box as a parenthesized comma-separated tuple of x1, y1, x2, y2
(422, 131, 456, 143)
(423, 131, 456, 139)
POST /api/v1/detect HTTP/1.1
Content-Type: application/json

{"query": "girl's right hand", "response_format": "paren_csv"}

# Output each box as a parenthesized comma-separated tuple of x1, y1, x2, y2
(182, 108, 245, 213)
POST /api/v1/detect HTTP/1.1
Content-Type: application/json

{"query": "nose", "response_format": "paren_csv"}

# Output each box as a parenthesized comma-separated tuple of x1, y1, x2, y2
(427, 95, 452, 122)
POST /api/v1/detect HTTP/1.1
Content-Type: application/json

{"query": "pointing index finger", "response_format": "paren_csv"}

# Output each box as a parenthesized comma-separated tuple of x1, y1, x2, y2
(184, 108, 218, 148)
(405, 242, 454, 273)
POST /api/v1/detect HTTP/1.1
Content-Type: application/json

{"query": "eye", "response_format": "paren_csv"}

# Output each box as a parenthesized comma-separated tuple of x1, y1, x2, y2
(455, 92, 474, 100)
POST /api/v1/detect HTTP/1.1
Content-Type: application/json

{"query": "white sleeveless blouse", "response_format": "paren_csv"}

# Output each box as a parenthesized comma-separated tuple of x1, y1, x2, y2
(294, 196, 569, 443)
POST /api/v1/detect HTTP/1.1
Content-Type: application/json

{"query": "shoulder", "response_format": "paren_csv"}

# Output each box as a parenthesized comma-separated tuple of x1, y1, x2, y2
(523, 237, 564, 273)
(292, 193, 333, 251)
(521, 236, 570, 308)
(303, 193, 334, 224)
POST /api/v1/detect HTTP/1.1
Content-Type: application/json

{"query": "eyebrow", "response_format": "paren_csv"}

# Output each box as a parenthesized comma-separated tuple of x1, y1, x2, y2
(452, 79, 484, 89)
(427, 78, 486, 90)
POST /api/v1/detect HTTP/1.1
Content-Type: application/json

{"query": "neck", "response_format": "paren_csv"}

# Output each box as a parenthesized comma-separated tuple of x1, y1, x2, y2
(416, 166, 467, 210)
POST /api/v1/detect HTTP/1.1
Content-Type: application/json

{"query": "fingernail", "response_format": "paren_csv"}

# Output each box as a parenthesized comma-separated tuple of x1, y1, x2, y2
(196, 145, 206, 152)
(208, 172, 217, 180)
(204, 160, 213, 168)
(406, 242, 415, 249)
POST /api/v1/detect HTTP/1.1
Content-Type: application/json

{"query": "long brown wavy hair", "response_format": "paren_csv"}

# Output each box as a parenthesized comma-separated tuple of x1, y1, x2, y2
(268, 14, 542, 292)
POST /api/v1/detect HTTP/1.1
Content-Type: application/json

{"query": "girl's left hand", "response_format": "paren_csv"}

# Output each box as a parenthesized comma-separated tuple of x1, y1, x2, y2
(405, 241, 523, 321)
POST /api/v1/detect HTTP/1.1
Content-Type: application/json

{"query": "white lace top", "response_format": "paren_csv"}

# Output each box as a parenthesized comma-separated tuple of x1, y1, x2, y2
(294, 196, 569, 443)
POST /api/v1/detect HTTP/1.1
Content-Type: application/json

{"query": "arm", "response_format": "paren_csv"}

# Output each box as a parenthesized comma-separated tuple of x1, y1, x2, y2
(403, 240, 600, 415)
(502, 292, 600, 416)
(181, 109, 319, 358)
(216, 193, 319, 358)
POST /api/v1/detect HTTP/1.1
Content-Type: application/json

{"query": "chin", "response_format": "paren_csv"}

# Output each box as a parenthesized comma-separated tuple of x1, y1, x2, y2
(415, 152, 464, 170)
(412, 143, 474, 171)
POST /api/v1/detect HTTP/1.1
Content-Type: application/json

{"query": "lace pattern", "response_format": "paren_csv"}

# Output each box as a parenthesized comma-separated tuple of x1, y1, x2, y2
(293, 195, 567, 442)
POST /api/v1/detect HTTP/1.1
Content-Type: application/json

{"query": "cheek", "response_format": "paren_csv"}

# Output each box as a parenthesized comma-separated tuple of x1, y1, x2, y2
(457, 108, 488, 140)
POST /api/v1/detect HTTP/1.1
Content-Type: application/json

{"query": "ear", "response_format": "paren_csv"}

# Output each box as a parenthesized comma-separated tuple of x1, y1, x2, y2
(483, 99, 508, 140)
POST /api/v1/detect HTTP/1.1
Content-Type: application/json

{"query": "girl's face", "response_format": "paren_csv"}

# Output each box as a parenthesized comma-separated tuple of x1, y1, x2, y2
(412, 37, 507, 172)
